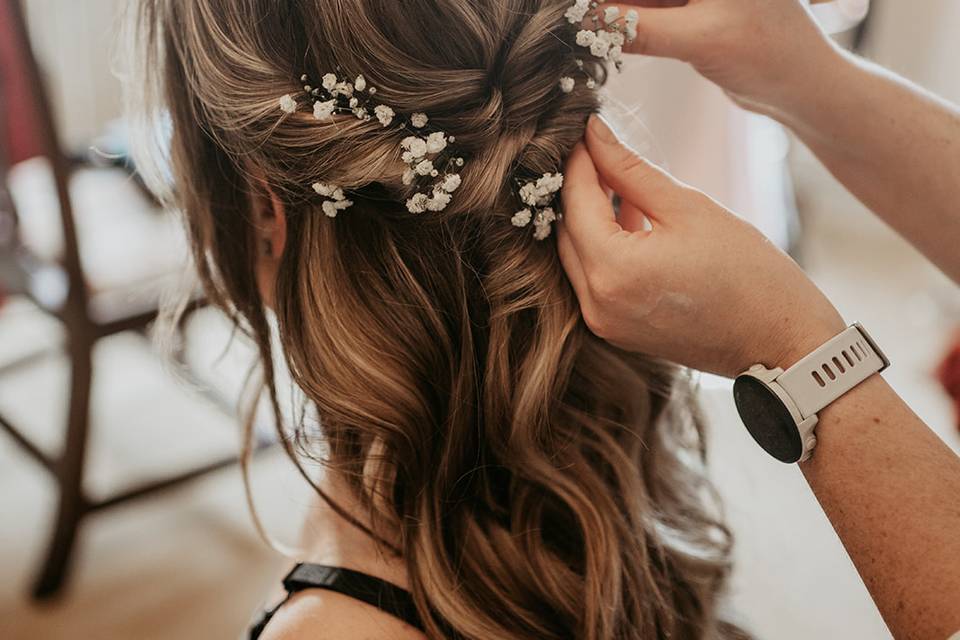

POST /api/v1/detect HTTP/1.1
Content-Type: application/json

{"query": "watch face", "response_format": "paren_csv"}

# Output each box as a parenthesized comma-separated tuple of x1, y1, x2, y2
(733, 375, 803, 463)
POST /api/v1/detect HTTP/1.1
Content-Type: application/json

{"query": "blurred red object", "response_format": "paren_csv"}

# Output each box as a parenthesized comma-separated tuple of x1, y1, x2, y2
(1, 0, 45, 312)
(0, 0, 43, 165)
(938, 331, 960, 433)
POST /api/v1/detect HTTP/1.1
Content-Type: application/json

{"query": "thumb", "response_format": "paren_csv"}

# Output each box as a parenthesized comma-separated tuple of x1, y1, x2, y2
(600, 3, 704, 60)
(583, 115, 689, 221)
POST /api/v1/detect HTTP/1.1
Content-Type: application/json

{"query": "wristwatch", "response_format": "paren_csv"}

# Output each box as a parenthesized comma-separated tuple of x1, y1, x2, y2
(733, 323, 890, 463)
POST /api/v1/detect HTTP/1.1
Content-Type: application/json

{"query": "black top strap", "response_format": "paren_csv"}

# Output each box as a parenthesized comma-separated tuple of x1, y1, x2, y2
(249, 563, 424, 639)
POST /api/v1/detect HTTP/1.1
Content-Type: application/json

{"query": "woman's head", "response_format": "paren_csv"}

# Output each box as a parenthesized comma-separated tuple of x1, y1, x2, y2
(126, 1, 740, 638)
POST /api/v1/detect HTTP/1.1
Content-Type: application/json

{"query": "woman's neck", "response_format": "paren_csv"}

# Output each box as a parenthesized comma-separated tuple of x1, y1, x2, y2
(297, 468, 410, 589)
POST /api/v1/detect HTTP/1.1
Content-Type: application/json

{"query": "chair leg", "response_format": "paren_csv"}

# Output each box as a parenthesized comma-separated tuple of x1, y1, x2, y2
(32, 338, 93, 600)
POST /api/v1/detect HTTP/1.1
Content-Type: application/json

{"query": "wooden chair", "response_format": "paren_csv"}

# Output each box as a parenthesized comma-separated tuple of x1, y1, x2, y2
(0, 0, 264, 599)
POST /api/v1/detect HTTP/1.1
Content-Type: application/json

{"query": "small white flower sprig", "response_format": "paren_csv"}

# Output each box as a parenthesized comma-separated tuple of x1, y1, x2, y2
(512, 173, 564, 241)
(278, 71, 465, 216)
(400, 129, 465, 214)
(558, 1, 639, 94)
(311, 182, 353, 218)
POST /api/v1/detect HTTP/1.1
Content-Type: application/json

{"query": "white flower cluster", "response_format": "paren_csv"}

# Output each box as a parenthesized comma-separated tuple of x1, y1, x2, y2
(401, 131, 464, 214)
(279, 72, 467, 217)
(513, 173, 564, 241)
(312, 182, 354, 218)
(297, 73, 388, 123)
(560, 1, 639, 94)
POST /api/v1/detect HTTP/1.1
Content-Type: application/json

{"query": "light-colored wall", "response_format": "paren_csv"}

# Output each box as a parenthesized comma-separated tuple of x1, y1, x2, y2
(867, 0, 960, 104)
(22, 0, 126, 151)
(22, 1, 960, 159)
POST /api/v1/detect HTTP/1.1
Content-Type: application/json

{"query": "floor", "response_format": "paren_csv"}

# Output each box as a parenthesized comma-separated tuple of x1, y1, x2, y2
(1, 145, 958, 639)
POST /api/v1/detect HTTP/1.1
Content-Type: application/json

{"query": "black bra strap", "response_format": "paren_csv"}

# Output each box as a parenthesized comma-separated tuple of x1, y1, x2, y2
(284, 563, 424, 631)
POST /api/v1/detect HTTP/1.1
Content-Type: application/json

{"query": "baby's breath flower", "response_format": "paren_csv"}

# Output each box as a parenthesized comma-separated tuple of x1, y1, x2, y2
(512, 209, 532, 227)
(441, 174, 461, 193)
(279, 94, 297, 114)
(576, 30, 596, 47)
(514, 175, 562, 239)
(533, 207, 558, 240)
(322, 201, 338, 218)
(406, 193, 430, 214)
(401, 136, 428, 159)
(313, 181, 353, 217)
(590, 38, 610, 59)
(603, 6, 620, 23)
(624, 9, 639, 41)
(410, 113, 429, 128)
(426, 189, 452, 212)
(533, 222, 553, 241)
(296, 71, 465, 223)
(312, 182, 335, 197)
(425, 131, 447, 154)
(415, 159, 434, 176)
(564, 0, 590, 24)
(313, 100, 336, 120)
(609, 45, 623, 65)
(332, 81, 354, 97)
(559, 77, 575, 93)
(374, 105, 395, 127)
(607, 31, 626, 47)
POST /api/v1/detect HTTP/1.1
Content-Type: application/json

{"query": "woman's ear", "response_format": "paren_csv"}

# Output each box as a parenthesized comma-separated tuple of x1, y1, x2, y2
(251, 179, 287, 308)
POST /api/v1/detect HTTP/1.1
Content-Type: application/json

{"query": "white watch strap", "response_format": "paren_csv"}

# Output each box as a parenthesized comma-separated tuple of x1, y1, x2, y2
(776, 324, 889, 419)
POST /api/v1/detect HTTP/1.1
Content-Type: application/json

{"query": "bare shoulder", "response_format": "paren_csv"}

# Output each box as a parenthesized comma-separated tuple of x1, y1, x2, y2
(258, 588, 427, 640)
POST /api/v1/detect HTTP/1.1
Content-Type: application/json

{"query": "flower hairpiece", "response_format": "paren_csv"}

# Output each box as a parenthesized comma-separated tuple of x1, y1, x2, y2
(278, 71, 465, 216)
(275, 3, 633, 238)
(512, 173, 564, 241)
(559, 1, 638, 93)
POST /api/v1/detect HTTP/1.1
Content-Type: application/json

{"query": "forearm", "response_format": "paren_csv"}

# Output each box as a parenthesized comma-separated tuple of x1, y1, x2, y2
(799, 374, 960, 640)
(773, 47, 960, 283)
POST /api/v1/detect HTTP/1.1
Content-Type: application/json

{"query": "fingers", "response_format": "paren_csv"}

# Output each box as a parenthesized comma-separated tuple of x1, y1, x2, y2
(599, 2, 705, 59)
(556, 221, 593, 310)
(617, 199, 652, 233)
(583, 115, 690, 221)
(560, 141, 624, 262)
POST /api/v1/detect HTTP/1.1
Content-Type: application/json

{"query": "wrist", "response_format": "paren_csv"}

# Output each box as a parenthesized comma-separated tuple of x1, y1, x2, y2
(758, 314, 848, 375)
(754, 41, 855, 128)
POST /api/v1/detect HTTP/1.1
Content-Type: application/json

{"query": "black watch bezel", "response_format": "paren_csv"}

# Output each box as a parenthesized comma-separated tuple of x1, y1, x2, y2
(733, 374, 804, 463)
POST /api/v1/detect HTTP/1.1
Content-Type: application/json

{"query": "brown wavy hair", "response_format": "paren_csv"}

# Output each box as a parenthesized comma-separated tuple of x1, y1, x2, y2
(123, 0, 744, 637)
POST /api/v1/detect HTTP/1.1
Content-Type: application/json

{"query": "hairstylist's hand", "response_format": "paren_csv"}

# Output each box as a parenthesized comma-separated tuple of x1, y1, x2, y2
(603, 0, 843, 115)
(559, 116, 845, 377)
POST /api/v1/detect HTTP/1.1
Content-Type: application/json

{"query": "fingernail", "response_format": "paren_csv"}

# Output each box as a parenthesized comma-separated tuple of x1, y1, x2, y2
(588, 114, 618, 144)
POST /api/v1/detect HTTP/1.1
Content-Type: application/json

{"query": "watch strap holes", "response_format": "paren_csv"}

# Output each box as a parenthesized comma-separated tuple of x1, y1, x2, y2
(832, 356, 846, 374)
(822, 363, 837, 381)
(843, 350, 855, 367)
(812, 370, 826, 388)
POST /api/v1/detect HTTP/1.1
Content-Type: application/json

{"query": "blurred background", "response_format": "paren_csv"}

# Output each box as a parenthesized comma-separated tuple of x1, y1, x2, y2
(1, 1, 959, 638)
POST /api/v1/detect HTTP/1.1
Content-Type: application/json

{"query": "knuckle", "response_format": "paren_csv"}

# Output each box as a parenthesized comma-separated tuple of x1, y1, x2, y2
(586, 265, 621, 306)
